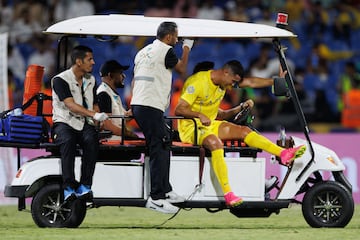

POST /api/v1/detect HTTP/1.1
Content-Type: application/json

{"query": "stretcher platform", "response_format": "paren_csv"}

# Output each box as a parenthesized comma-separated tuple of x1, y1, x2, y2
(0, 137, 261, 169)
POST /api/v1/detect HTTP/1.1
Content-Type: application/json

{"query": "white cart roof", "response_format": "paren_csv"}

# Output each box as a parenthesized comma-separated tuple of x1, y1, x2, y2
(44, 14, 296, 38)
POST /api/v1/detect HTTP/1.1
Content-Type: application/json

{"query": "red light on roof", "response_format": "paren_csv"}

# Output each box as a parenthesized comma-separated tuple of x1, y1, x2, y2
(276, 13, 288, 25)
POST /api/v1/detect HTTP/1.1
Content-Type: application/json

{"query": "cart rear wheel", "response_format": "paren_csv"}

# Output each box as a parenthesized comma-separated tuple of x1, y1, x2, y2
(302, 181, 354, 228)
(31, 183, 86, 228)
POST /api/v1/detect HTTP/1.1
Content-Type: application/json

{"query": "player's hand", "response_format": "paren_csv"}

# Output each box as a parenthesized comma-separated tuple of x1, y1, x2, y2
(93, 112, 109, 121)
(241, 99, 254, 110)
(199, 113, 211, 126)
(183, 39, 194, 50)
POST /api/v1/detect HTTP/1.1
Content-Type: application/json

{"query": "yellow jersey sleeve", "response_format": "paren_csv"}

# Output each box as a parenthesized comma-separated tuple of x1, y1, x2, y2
(180, 72, 204, 106)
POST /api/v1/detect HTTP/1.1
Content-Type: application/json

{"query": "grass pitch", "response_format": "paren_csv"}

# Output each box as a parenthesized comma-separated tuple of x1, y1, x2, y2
(1, 204, 359, 240)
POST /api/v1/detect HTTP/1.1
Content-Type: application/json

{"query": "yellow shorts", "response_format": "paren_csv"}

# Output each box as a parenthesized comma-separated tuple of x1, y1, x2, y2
(178, 119, 224, 145)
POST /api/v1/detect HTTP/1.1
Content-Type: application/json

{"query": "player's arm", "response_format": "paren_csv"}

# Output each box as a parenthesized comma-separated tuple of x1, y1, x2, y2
(175, 99, 211, 126)
(217, 99, 254, 120)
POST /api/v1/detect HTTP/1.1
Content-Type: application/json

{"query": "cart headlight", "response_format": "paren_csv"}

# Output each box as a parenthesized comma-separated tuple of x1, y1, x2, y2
(327, 156, 336, 165)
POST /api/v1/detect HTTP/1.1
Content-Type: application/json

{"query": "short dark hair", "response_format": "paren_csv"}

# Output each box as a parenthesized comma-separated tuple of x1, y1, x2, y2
(71, 45, 93, 65)
(223, 60, 244, 80)
(156, 22, 178, 39)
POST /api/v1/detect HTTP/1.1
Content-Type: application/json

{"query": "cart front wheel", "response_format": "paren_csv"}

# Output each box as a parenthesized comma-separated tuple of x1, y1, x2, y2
(302, 181, 354, 228)
(31, 183, 86, 228)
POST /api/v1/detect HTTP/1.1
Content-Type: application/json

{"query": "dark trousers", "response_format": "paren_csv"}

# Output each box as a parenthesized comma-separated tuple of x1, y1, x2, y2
(53, 122, 98, 189)
(132, 105, 172, 200)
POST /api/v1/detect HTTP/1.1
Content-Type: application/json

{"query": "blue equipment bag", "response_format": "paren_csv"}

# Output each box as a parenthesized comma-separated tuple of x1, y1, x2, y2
(0, 114, 45, 143)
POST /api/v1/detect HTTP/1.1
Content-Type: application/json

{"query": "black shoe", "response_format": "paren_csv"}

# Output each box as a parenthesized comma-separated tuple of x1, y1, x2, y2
(76, 184, 93, 200)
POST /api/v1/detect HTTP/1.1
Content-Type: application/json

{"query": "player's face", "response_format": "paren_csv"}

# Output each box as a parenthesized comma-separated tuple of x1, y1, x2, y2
(231, 74, 242, 88)
(224, 69, 242, 88)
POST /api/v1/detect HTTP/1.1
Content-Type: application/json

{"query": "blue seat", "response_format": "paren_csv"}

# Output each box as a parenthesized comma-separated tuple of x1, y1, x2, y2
(190, 41, 218, 61)
(218, 41, 245, 61)
(244, 42, 261, 63)
(327, 40, 349, 51)
(16, 43, 35, 65)
(325, 87, 339, 114)
(113, 43, 137, 60)
(351, 28, 360, 50)
(303, 73, 320, 100)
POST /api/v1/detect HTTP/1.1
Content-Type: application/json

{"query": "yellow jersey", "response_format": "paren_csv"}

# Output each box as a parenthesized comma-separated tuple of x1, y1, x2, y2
(178, 70, 226, 144)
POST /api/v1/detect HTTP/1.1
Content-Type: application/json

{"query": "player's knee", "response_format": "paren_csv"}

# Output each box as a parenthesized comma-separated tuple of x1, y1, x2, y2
(235, 125, 252, 139)
(203, 136, 223, 150)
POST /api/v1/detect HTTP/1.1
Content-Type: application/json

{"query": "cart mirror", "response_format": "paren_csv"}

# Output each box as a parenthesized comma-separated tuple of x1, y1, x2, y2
(273, 77, 289, 97)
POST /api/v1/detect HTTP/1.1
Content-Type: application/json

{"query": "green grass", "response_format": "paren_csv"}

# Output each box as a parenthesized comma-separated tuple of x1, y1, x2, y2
(1, 204, 359, 240)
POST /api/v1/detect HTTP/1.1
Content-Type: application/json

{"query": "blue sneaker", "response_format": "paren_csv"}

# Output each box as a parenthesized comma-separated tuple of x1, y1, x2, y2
(64, 187, 76, 202)
(76, 184, 93, 199)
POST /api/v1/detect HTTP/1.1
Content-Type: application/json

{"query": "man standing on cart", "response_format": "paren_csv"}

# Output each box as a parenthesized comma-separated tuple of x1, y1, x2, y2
(131, 21, 194, 214)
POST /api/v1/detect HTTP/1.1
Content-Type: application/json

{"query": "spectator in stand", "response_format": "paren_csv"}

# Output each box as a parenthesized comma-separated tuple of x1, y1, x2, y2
(248, 43, 294, 124)
(12, 0, 49, 29)
(10, 7, 42, 44)
(303, 1, 331, 42)
(224, 0, 249, 23)
(0, 0, 13, 29)
(259, 68, 310, 132)
(311, 42, 354, 62)
(53, 0, 95, 22)
(255, 7, 275, 27)
(7, 44, 25, 87)
(304, 55, 339, 122)
(284, 0, 305, 24)
(337, 61, 360, 111)
(144, 0, 173, 17)
(7, 69, 23, 108)
(173, 0, 198, 18)
(332, 3, 351, 46)
(249, 43, 273, 78)
(27, 35, 55, 83)
(196, 0, 224, 20)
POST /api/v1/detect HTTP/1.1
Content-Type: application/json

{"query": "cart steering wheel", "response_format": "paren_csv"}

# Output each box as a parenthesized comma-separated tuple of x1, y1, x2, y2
(233, 106, 252, 126)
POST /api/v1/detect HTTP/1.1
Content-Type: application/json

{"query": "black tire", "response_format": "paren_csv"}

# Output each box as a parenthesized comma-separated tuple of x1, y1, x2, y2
(302, 181, 354, 228)
(31, 183, 87, 228)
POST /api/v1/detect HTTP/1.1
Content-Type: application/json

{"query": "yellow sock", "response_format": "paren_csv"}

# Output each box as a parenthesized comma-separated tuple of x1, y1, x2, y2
(211, 149, 231, 194)
(244, 131, 283, 156)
